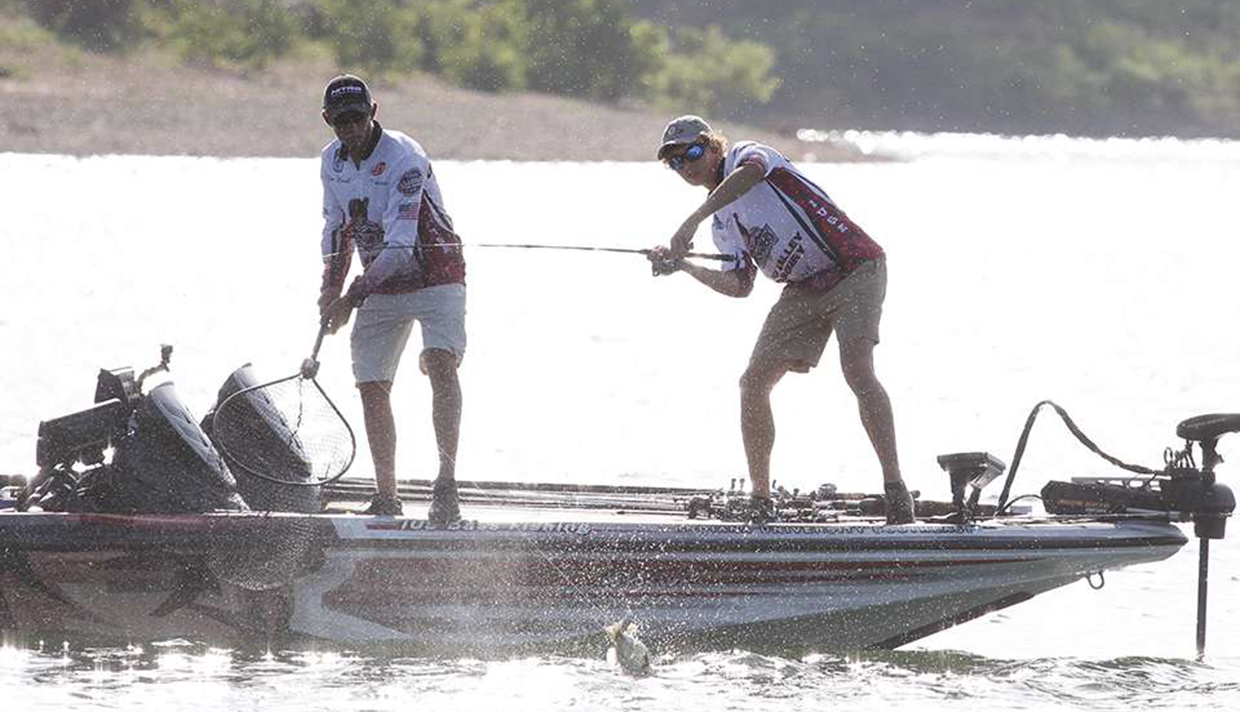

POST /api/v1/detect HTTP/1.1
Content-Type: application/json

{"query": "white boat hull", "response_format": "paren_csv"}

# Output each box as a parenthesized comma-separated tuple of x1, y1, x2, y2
(0, 510, 1187, 653)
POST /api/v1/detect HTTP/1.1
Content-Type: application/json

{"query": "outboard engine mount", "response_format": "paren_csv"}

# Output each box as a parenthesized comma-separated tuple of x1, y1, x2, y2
(109, 382, 248, 513)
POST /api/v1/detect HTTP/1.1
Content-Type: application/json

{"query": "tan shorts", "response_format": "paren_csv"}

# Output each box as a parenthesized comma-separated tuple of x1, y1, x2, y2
(747, 258, 886, 374)
(350, 283, 466, 384)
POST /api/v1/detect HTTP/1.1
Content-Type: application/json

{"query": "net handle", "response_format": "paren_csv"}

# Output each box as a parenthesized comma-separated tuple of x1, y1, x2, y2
(301, 319, 330, 379)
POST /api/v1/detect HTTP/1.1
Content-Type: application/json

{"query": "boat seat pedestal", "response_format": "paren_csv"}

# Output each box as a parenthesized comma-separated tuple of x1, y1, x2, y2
(937, 451, 1007, 521)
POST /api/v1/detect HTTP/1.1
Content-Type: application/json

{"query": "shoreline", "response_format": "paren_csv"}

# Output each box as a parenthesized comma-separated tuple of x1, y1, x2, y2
(0, 51, 866, 163)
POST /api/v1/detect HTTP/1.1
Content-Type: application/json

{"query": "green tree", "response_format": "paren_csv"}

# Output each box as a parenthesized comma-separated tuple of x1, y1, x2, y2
(157, 0, 296, 69)
(644, 25, 780, 115)
(417, 0, 527, 91)
(318, 0, 423, 73)
(521, 0, 657, 100)
(24, 0, 140, 52)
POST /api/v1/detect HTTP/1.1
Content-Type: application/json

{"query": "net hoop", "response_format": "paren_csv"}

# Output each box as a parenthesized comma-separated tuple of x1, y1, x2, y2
(211, 373, 356, 487)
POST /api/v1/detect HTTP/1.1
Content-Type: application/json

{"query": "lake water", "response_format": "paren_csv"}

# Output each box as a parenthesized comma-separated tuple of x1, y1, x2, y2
(1, 132, 1238, 709)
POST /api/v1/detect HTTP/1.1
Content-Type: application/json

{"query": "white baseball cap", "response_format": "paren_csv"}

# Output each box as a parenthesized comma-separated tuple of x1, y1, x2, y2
(657, 115, 712, 159)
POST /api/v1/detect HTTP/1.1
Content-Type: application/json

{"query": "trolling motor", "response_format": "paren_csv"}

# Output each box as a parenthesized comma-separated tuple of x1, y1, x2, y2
(1170, 415, 1237, 657)
(1038, 415, 1236, 527)
(1032, 408, 1236, 657)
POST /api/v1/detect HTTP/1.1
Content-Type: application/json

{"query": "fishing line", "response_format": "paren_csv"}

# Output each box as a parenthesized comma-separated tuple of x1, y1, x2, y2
(438, 477, 644, 662)
(466, 481, 639, 620)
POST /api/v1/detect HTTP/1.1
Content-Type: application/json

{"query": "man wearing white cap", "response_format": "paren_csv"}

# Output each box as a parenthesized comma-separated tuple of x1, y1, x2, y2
(650, 115, 914, 525)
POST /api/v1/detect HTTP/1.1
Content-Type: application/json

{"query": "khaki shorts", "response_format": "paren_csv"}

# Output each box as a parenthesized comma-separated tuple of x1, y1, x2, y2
(350, 283, 466, 384)
(748, 259, 886, 374)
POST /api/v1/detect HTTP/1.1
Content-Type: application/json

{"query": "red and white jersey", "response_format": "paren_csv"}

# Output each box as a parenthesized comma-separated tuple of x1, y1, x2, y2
(320, 125, 465, 301)
(711, 141, 883, 288)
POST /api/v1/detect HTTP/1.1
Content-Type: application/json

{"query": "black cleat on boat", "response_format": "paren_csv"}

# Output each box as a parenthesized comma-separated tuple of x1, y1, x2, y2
(427, 478, 461, 526)
(884, 480, 915, 525)
(362, 493, 404, 517)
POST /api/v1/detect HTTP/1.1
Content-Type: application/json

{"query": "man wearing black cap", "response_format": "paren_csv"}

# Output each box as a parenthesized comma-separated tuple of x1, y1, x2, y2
(318, 75, 467, 522)
(649, 115, 915, 525)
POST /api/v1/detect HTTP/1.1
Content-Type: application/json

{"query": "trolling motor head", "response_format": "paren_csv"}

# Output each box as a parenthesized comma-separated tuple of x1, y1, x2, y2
(1169, 414, 1239, 539)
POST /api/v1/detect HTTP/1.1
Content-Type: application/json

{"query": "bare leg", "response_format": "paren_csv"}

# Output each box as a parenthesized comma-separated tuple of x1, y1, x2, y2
(739, 364, 787, 499)
(358, 381, 397, 498)
(421, 349, 461, 481)
(839, 340, 901, 483)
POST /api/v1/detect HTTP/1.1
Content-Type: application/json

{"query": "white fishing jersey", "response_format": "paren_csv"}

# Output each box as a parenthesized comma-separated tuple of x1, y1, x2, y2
(710, 141, 883, 289)
(320, 124, 465, 301)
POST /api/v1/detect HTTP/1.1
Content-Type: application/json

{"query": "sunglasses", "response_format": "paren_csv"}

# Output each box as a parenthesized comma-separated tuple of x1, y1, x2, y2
(330, 109, 369, 128)
(666, 142, 706, 171)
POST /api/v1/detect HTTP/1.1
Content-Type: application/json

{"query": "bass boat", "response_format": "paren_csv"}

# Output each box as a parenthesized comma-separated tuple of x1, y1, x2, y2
(0, 350, 1233, 655)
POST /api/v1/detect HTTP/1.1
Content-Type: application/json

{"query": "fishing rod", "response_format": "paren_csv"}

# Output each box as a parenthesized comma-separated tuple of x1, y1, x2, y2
(474, 242, 735, 261)
(325, 242, 736, 262)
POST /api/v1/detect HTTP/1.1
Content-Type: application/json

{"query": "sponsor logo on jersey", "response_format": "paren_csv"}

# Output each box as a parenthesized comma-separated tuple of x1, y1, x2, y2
(772, 232, 806, 280)
(737, 217, 778, 267)
(397, 168, 423, 196)
(346, 197, 384, 252)
(371, 161, 386, 176)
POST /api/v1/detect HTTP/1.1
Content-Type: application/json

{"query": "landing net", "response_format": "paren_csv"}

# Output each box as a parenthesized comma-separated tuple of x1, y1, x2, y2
(211, 374, 356, 487)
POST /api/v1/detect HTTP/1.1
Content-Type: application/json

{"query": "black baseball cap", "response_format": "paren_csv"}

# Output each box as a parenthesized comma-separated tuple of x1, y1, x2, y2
(322, 74, 373, 121)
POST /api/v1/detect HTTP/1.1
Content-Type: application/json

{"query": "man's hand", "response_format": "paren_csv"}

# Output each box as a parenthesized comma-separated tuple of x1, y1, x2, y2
(317, 290, 338, 318)
(668, 215, 701, 260)
(323, 296, 356, 335)
(647, 245, 683, 276)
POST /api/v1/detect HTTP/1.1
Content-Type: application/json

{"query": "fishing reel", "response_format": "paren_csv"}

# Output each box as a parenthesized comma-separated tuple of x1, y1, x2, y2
(685, 479, 846, 522)
(649, 254, 682, 276)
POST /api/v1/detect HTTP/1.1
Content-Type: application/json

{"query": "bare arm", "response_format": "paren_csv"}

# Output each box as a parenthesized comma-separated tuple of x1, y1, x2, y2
(680, 260, 755, 298)
(668, 162, 766, 258)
